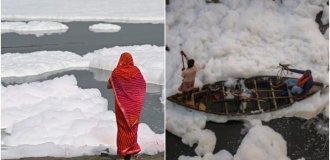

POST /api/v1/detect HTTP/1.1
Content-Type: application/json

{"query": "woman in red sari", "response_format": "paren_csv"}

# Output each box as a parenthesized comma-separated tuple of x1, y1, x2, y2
(108, 52, 146, 160)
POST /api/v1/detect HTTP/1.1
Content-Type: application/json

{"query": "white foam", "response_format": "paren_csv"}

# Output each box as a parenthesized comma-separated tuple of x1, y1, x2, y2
(321, 2, 329, 25)
(2, 0, 164, 23)
(166, 103, 216, 157)
(324, 28, 329, 39)
(166, 0, 328, 157)
(166, 0, 328, 90)
(1, 75, 105, 129)
(182, 129, 216, 156)
(166, 84, 328, 159)
(178, 150, 233, 160)
(84, 45, 164, 85)
(166, 0, 329, 122)
(323, 103, 329, 117)
(2, 75, 164, 158)
(89, 23, 121, 33)
(233, 124, 289, 160)
(2, 143, 108, 159)
(178, 123, 289, 160)
(1, 21, 68, 37)
(166, 104, 206, 138)
(1, 51, 89, 78)
(2, 45, 164, 85)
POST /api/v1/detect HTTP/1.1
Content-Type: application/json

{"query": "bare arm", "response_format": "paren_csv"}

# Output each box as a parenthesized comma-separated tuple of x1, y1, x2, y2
(181, 70, 186, 78)
(287, 68, 305, 74)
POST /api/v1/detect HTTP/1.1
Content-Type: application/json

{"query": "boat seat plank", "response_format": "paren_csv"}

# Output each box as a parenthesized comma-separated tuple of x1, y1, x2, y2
(222, 84, 229, 114)
(255, 89, 283, 92)
(287, 86, 294, 104)
(253, 79, 262, 110)
(269, 80, 278, 109)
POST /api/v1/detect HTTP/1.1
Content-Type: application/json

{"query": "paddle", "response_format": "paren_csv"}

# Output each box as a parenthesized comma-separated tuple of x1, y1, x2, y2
(180, 51, 189, 71)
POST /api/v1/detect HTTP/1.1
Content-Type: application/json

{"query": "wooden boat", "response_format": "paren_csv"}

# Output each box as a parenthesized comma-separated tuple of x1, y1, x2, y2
(167, 76, 324, 116)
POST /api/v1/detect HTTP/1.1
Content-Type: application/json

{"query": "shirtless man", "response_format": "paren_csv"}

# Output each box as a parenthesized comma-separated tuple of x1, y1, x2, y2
(179, 58, 197, 102)
(178, 51, 206, 103)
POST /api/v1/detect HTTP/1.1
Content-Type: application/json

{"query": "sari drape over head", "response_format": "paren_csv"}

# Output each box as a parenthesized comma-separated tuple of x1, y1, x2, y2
(108, 52, 146, 156)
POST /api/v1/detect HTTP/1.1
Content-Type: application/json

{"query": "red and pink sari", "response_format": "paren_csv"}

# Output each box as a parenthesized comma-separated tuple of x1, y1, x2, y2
(108, 52, 146, 156)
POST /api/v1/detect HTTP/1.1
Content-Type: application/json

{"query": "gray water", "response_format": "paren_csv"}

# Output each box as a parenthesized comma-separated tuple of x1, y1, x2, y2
(1, 22, 164, 55)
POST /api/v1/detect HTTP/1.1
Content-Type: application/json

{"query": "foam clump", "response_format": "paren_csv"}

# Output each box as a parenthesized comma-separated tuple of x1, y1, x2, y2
(166, 104, 216, 156)
(1, 21, 68, 36)
(2, 75, 164, 158)
(89, 23, 121, 33)
(84, 45, 164, 85)
(2, 143, 108, 159)
(233, 124, 289, 160)
(166, 0, 328, 158)
(178, 123, 289, 160)
(167, 0, 328, 87)
(179, 150, 233, 160)
(1, 51, 89, 78)
(2, 45, 164, 85)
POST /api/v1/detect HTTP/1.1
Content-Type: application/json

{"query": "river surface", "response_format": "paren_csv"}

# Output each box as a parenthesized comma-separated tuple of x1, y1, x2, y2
(1, 22, 165, 153)
(166, 114, 328, 160)
(1, 22, 164, 55)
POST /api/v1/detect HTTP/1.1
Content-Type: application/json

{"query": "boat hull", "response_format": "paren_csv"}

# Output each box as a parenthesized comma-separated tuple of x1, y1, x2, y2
(167, 76, 323, 116)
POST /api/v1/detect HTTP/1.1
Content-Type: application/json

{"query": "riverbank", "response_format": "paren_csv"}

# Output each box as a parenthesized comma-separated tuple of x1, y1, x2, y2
(6, 152, 164, 160)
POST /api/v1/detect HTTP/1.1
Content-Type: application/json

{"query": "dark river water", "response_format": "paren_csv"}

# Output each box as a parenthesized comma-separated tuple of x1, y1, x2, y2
(166, 114, 328, 160)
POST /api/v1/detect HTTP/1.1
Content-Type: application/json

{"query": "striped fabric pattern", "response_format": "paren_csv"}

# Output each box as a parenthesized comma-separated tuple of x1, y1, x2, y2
(109, 52, 146, 156)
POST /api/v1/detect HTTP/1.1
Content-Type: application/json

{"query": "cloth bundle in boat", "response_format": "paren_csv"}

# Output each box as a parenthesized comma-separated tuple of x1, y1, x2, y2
(109, 52, 146, 156)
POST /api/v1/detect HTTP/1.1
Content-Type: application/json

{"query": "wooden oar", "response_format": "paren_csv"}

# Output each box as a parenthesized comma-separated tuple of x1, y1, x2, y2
(181, 53, 185, 70)
(181, 51, 189, 60)
(180, 51, 189, 70)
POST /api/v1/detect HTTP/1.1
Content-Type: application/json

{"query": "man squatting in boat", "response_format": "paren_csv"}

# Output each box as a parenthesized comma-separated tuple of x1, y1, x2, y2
(272, 66, 313, 97)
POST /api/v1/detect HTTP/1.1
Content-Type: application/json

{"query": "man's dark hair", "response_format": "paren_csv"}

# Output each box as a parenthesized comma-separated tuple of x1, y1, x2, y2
(187, 59, 195, 68)
(306, 69, 312, 75)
